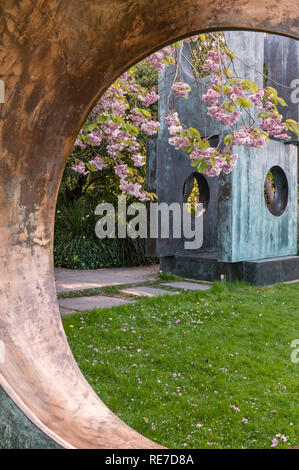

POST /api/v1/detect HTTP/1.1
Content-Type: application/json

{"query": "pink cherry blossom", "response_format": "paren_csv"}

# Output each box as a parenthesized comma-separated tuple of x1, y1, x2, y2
(172, 81, 191, 98)
(271, 438, 279, 448)
(89, 156, 106, 170)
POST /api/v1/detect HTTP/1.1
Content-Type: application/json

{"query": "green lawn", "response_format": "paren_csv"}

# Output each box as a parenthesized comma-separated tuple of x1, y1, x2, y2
(62, 281, 299, 449)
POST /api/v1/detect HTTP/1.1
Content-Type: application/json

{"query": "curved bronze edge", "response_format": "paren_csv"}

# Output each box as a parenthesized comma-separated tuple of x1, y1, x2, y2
(0, 375, 73, 449)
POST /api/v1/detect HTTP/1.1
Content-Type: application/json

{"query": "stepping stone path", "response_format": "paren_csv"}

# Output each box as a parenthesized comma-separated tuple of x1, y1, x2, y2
(55, 265, 159, 294)
(164, 281, 212, 291)
(59, 295, 133, 316)
(57, 266, 213, 316)
(119, 286, 178, 297)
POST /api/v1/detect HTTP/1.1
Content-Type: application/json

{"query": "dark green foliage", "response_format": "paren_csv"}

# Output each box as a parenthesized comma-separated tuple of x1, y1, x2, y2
(54, 201, 157, 269)
(54, 60, 160, 270)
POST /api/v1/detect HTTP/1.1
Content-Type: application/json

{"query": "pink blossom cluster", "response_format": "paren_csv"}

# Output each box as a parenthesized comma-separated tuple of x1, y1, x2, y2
(249, 90, 265, 109)
(207, 105, 241, 126)
(74, 137, 86, 149)
(165, 112, 180, 127)
(204, 158, 227, 177)
(168, 125, 184, 135)
(119, 180, 149, 201)
(165, 112, 238, 176)
(189, 147, 238, 177)
(88, 133, 102, 146)
(114, 164, 129, 179)
(202, 50, 226, 73)
(172, 81, 191, 98)
(264, 100, 275, 109)
(132, 154, 145, 167)
(165, 113, 190, 149)
(226, 85, 244, 102)
(128, 108, 147, 126)
(183, 35, 199, 44)
(140, 91, 160, 106)
(202, 88, 221, 105)
(211, 75, 222, 86)
(202, 81, 244, 126)
(89, 156, 106, 170)
(100, 120, 140, 157)
(260, 116, 290, 140)
(141, 120, 160, 135)
(199, 48, 293, 151)
(203, 59, 220, 73)
(145, 45, 173, 72)
(72, 161, 89, 175)
(147, 52, 165, 71)
(233, 129, 268, 147)
(221, 154, 238, 174)
(168, 135, 190, 150)
(189, 146, 216, 163)
(100, 85, 128, 115)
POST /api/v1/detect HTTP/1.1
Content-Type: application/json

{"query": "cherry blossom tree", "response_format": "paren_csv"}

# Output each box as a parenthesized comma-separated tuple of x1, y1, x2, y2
(71, 34, 299, 201)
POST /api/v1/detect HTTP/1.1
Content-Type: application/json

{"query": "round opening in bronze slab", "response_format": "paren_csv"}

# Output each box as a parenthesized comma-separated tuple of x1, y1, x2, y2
(183, 172, 210, 216)
(264, 166, 288, 216)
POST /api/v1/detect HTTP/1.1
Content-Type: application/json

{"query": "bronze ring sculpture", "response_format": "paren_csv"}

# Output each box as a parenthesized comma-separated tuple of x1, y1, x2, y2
(0, 0, 298, 449)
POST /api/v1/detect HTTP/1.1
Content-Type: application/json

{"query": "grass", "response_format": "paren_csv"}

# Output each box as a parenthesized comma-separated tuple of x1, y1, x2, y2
(62, 281, 299, 449)
(58, 288, 101, 299)
(157, 272, 182, 282)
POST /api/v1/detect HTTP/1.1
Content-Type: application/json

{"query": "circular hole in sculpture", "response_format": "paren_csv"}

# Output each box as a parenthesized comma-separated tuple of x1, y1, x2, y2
(264, 166, 288, 216)
(183, 172, 210, 216)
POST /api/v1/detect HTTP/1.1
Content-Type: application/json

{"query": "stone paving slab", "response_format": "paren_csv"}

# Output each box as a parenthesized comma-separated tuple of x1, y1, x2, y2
(164, 281, 212, 291)
(119, 286, 178, 297)
(55, 265, 159, 293)
(59, 307, 76, 317)
(59, 295, 133, 314)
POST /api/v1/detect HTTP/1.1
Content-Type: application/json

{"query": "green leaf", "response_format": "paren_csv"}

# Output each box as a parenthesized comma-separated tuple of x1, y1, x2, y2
(237, 97, 253, 108)
(257, 111, 270, 119)
(86, 162, 96, 172)
(80, 134, 89, 144)
(266, 86, 278, 96)
(183, 144, 195, 154)
(187, 127, 202, 142)
(87, 123, 98, 132)
(241, 79, 259, 93)
(224, 48, 236, 61)
(196, 159, 207, 173)
(286, 119, 299, 136)
(124, 123, 139, 136)
(97, 114, 109, 123)
(136, 107, 151, 118)
(111, 116, 125, 125)
(224, 134, 234, 146)
(223, 67, 233, 78)
(277, 97, 287, 107)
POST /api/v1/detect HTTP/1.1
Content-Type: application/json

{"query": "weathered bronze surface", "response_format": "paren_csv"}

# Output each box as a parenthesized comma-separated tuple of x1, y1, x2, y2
(0, 0, 298, 449)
